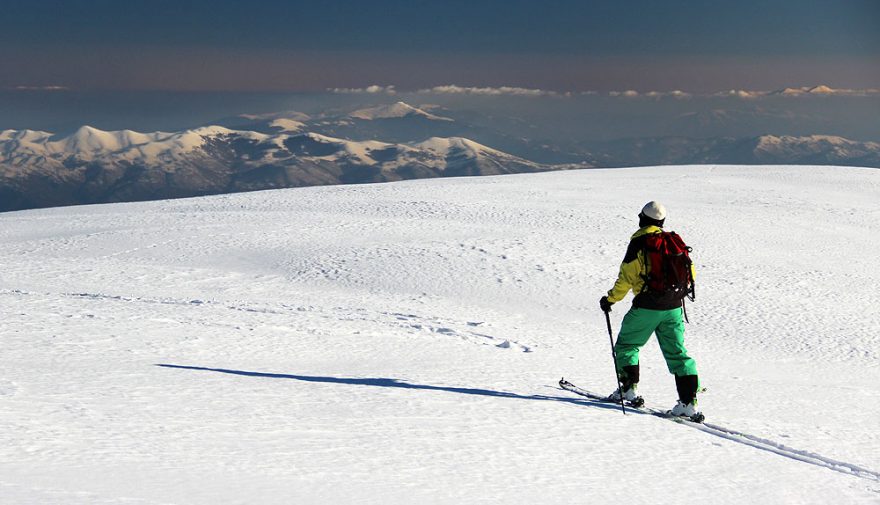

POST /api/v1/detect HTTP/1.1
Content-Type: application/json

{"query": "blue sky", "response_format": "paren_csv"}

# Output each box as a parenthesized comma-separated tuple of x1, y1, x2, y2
(2, 0, 878, 92)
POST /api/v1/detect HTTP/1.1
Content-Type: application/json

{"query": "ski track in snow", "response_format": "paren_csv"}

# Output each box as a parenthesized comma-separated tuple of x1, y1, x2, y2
(559, 380, 880, 483)
(693, 421, 880, 483)
(2, 165, 880, 504)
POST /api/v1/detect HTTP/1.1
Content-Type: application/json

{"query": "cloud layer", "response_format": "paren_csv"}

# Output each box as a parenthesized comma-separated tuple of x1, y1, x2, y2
(328, 85, 397, 95)
(329, 84, 880, 99)
(416, 85, 565, 97)
(11, 85, 69, 91)
(713, 85, 880, 99)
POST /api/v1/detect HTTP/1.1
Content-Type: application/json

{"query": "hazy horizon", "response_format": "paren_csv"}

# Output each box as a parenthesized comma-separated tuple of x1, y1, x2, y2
(3, 85, 879, 144)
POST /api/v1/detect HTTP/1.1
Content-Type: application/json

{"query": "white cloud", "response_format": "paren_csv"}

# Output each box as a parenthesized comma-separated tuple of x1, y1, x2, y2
(644, 90, 692, 99)
(772, 85, 880, 97)
(328, 85, 397, 95)
(712, 89, 766, 99)
(417, 85, 564, 97)
(606, 90, 691, 99)
(13, 85, 69, 91)
(608, 90, 639, 97)
(326, 83, 879, 99)
(713, 85, 880, 99)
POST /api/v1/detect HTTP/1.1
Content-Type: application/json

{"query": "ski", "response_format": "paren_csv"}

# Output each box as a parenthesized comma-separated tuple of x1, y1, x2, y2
(559, 377, 705, 423)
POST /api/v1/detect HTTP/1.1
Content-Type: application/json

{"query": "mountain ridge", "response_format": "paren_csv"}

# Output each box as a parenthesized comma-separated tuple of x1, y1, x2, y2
(0, 125, 569, 212)
(2, 109, 879, 212)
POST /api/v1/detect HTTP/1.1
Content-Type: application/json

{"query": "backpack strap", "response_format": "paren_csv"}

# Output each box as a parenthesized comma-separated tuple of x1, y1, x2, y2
(638, 231, 660, 292)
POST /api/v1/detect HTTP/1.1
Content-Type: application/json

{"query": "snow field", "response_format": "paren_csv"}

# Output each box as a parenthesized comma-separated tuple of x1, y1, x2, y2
(1, 165, 879, 504)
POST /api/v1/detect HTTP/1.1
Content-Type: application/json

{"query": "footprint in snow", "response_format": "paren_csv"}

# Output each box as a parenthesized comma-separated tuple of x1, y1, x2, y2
(0, 380, 19, 397)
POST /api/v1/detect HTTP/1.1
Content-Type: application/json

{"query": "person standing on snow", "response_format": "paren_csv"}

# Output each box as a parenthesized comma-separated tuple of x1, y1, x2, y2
(599, 201, 702, 420)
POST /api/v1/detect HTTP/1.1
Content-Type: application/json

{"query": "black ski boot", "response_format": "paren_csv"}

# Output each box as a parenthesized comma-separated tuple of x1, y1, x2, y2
(608, 365, 645, 407)
(671, 374, 704, 422)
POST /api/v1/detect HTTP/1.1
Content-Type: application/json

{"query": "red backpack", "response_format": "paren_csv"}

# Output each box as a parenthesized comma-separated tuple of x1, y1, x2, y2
(642, 231, 695, 302)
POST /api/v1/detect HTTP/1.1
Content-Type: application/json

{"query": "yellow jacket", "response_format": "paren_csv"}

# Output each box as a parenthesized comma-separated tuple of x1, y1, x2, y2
(606, 225, 695, 309)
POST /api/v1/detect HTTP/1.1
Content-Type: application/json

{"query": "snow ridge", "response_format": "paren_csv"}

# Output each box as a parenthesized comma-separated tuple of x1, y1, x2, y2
(0, 124, 558, 212)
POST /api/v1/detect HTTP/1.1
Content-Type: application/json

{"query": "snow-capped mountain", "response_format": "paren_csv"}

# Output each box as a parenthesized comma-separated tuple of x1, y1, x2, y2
(216, 100, 880, 167)
(218, 101, 451, 132)
(0, 125, 239, 166)
(0, 126, 564, 212)
(213, 101, 463, 146)
(769, 84, 870, 96)
(748, 134, 880, 164)
(773, 85, 836, 96)
(214, 111, 311, 134)
(349, 102, 453, 121)
(2, 102, 879, 212)
(583, 134, 880, 168)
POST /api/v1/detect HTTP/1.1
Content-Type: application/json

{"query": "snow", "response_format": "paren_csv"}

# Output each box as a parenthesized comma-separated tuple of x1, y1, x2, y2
(0, 126, 545, 184)
(772, 85, 871, 97)
(1, 165, 879, 504)
(755, 135, 880, 159)
(414, 136, 508, 157)
(807, 85, 836, 94)
(50, 126, 171, 158)
(0, 126, 244, 167)
(268, 118, 306, 133)
(349, 101, 454, 121)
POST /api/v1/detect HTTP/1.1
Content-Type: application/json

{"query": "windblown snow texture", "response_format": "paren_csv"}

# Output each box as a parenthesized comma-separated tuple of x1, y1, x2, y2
(1, 165, 879, 504)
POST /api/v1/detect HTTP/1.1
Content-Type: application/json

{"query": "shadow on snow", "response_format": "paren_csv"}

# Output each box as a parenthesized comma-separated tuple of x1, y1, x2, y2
(155, 363, 622, 412)
(154, 365, 880, 481)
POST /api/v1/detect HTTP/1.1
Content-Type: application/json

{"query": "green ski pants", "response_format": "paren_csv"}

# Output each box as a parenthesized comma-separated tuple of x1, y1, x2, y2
(614, 307, 698, 377)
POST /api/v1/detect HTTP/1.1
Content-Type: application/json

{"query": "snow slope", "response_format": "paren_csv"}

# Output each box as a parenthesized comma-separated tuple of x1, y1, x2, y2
(1, 165, 879, 504)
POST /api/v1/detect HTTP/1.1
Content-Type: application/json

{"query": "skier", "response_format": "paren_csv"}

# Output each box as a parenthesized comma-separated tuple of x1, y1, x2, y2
(599, 201, 701, 419)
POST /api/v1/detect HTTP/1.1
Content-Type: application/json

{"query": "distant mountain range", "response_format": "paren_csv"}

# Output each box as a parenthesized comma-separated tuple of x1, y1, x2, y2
(585, 134, 880, 168)
(0, 120, 566, 212)
(1, 101, 878, 212)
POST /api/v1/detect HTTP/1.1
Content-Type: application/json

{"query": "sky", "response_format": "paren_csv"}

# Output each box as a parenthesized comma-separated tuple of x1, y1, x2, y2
(2, 0, 878, 93)
(1, 0, 878, 141)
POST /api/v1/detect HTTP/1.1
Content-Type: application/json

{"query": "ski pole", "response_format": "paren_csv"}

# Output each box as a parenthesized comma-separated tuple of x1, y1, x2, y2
(604, 310, 627, 415)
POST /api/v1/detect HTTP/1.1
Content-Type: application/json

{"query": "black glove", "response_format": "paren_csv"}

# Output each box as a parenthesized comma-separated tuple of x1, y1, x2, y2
(599, 296, 614, 313)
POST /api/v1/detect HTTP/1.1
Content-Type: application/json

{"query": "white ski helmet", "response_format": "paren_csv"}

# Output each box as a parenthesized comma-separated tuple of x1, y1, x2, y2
(640, 201, 667, 221)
